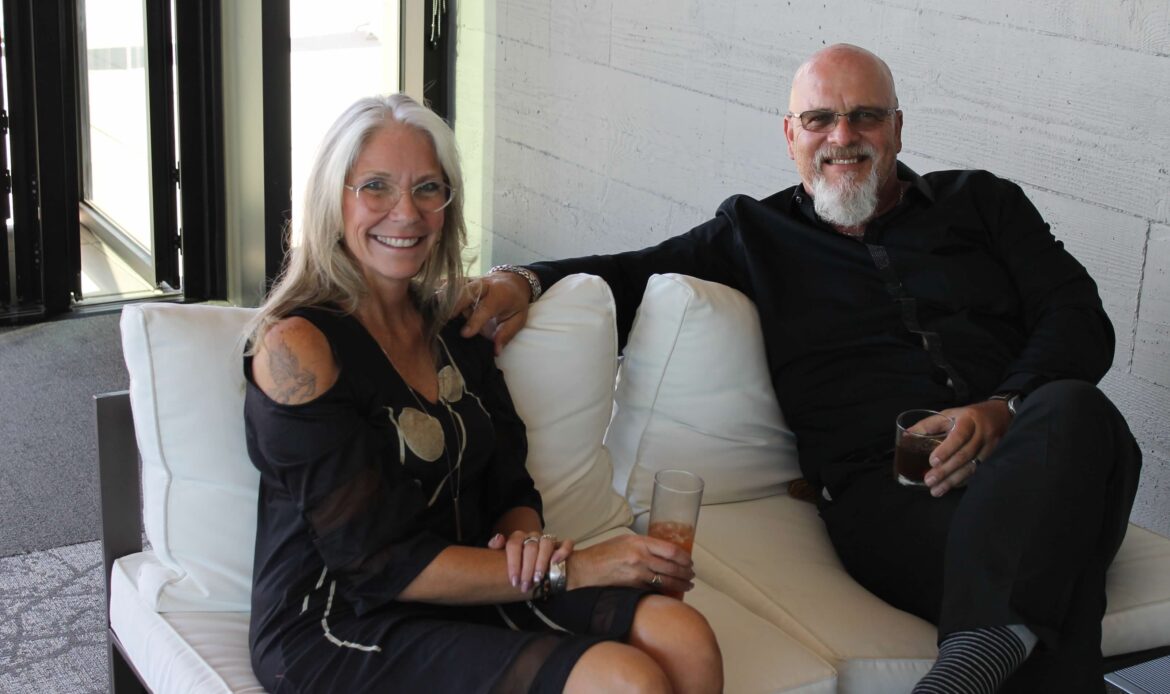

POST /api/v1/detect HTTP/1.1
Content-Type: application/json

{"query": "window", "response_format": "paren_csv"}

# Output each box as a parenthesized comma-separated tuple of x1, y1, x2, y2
(0, 0, 223, 322)
(0, 0, 447, 322)
(79, 0, 168, 302)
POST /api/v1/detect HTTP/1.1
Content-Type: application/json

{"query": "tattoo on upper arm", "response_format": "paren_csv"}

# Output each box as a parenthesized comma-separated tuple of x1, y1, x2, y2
(268, 338, 318, 404)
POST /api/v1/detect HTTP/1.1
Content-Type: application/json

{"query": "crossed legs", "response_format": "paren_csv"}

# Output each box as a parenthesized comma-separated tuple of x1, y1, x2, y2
(565, 595, 723, 694)
(822, 380, 1141, 690)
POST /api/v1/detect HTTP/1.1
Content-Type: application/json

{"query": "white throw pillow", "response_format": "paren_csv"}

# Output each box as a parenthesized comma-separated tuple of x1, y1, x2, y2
(604, 273, 800, 517)
(496, 274, 634, 539)
(121, 303, 258, 612)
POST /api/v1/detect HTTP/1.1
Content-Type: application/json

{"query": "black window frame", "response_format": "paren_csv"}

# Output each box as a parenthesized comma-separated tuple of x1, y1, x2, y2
(0, 0, 225, 324)
(171, 0, 225, 301)
(1, 0, 82, 320)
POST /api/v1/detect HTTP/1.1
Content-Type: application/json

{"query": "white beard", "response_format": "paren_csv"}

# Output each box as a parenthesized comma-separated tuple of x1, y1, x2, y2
(809, 145, 882, 229)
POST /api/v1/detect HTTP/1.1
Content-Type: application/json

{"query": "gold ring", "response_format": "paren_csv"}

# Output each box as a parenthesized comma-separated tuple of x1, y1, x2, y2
(540, 533, 558, 542)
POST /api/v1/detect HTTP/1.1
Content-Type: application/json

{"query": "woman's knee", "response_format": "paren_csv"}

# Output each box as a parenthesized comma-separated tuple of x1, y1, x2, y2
(628, 596, 723, 692)
(630, 595, 719, 650)
(564, 641, 671, 694)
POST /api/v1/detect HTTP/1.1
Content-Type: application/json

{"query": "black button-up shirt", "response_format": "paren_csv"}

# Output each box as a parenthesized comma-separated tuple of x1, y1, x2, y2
(529, 163, 1113, 495)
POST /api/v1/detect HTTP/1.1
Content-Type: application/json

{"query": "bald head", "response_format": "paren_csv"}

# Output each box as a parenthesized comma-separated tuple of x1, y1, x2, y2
(788, 44, 898, 114)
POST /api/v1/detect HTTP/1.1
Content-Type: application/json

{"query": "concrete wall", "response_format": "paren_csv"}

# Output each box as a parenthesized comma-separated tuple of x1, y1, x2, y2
(454, 1, 1170, 537)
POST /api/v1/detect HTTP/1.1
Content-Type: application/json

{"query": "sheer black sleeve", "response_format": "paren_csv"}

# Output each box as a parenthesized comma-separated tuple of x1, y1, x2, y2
(245, 373, 451, 616)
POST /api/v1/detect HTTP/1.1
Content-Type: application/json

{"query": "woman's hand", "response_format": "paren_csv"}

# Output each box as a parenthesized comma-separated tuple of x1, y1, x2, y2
(925, 399, 1013, 496)
(568, 534, 696, 596)
(452, 273, 533, 355)
(487, 531, 574, 593)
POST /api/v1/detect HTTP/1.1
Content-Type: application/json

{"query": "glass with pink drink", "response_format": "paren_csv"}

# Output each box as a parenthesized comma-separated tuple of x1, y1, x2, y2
(646, 469, 704, 600)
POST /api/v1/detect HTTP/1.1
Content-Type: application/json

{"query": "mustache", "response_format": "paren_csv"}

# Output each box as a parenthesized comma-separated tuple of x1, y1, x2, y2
(815, 144, 879, 171)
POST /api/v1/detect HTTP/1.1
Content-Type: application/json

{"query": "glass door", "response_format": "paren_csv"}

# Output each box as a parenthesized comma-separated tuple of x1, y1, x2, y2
(77, 0, 167, 303)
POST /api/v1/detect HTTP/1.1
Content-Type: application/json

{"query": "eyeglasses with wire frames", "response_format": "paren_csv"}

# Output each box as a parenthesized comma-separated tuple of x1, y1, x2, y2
(786, 107, 900, 133)
(344, 178, 456, 214)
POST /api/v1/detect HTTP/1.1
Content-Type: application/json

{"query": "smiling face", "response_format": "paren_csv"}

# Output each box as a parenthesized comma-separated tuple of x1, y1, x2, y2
(342, 123, 445, 292)
(784, 45, 903, 227)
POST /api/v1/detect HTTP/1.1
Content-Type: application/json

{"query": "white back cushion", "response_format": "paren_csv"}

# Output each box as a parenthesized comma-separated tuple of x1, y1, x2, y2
(121, 303, 258, 611)
(604, 274, 800, 517)
(496, 274, 634, 539)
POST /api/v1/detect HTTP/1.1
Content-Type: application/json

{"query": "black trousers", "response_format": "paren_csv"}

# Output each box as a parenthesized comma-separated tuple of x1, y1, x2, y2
(819, 380, 1142, 692)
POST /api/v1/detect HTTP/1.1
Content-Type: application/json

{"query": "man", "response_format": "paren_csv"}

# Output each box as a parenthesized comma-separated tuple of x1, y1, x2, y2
(460, 44, 1141, 693)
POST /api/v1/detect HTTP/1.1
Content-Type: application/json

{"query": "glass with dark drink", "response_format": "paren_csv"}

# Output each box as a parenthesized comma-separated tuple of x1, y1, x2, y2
(647, 469, 704, 600)
(894, 409, 955, 487)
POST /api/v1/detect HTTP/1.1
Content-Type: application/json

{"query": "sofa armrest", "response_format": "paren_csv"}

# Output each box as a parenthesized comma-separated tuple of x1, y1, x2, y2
(95, 390, 148, 694)
(96, 390, 143, 602)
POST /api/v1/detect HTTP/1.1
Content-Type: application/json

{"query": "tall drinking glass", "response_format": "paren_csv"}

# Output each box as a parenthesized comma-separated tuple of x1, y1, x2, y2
(647, 469, 704, 599)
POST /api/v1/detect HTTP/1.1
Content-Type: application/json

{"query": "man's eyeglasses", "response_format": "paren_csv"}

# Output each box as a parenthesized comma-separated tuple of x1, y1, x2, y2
(344, 178, 455, 214)
(787, 108, 899, 133)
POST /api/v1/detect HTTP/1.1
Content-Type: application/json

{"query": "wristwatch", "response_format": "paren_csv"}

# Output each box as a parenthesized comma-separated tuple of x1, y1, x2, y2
(989, 391, 1022, 417)
(489, 264, 543, 302)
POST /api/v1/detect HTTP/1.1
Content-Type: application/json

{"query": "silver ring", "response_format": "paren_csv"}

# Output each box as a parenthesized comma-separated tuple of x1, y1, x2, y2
(522, 536, 540, 546)
(649, 573, 663, 587)
(970, 457, 981, 470)
(540, 533, 557, 543)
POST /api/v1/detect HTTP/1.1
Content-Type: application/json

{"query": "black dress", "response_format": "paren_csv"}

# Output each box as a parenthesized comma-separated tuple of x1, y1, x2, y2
(244, 307, 647, 693)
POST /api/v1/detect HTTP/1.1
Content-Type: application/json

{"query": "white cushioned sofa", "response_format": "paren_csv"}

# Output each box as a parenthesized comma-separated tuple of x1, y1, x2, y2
(98, 274, 1170, 693)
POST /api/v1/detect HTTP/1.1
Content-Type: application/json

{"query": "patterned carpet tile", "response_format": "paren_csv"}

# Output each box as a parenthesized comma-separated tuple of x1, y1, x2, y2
(0, 542, 105, 694)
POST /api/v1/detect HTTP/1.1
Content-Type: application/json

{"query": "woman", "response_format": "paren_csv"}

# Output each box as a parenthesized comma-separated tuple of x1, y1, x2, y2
(244, 94, 722, 693)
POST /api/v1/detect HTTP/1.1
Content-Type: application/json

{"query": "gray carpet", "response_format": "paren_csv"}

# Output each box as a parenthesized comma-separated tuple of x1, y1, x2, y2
(0, 312, 125, 693)
(0, 311, 128, 557)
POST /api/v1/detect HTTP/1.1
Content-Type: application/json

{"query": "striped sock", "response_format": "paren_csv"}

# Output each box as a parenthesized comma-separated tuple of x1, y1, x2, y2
(912, 625, 1035, 694)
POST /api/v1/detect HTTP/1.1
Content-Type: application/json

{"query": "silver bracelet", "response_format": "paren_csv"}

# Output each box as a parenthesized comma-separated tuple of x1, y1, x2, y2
(547, 559, 568, 595)
(489, 264, 543, 303)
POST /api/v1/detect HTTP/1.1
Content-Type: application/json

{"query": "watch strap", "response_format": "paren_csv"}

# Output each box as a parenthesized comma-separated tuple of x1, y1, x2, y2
(989, 391, 1021, 416)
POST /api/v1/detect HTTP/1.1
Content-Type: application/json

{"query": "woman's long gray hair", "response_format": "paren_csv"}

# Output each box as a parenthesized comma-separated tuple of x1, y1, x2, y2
(248, 94, 467, 348)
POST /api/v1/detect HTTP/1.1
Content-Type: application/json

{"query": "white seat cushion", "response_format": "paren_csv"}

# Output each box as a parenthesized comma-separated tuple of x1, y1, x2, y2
(110, 551, 265, 694)
(1102, 525, 1170, 657)
(496, 274, 634, 539)
(692, 494, 936, 693)
(109, 535, 839, 694)
(578, 528, 838, 693)
(604, 274, 801, 517)
(693, 494, 1170, 693)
